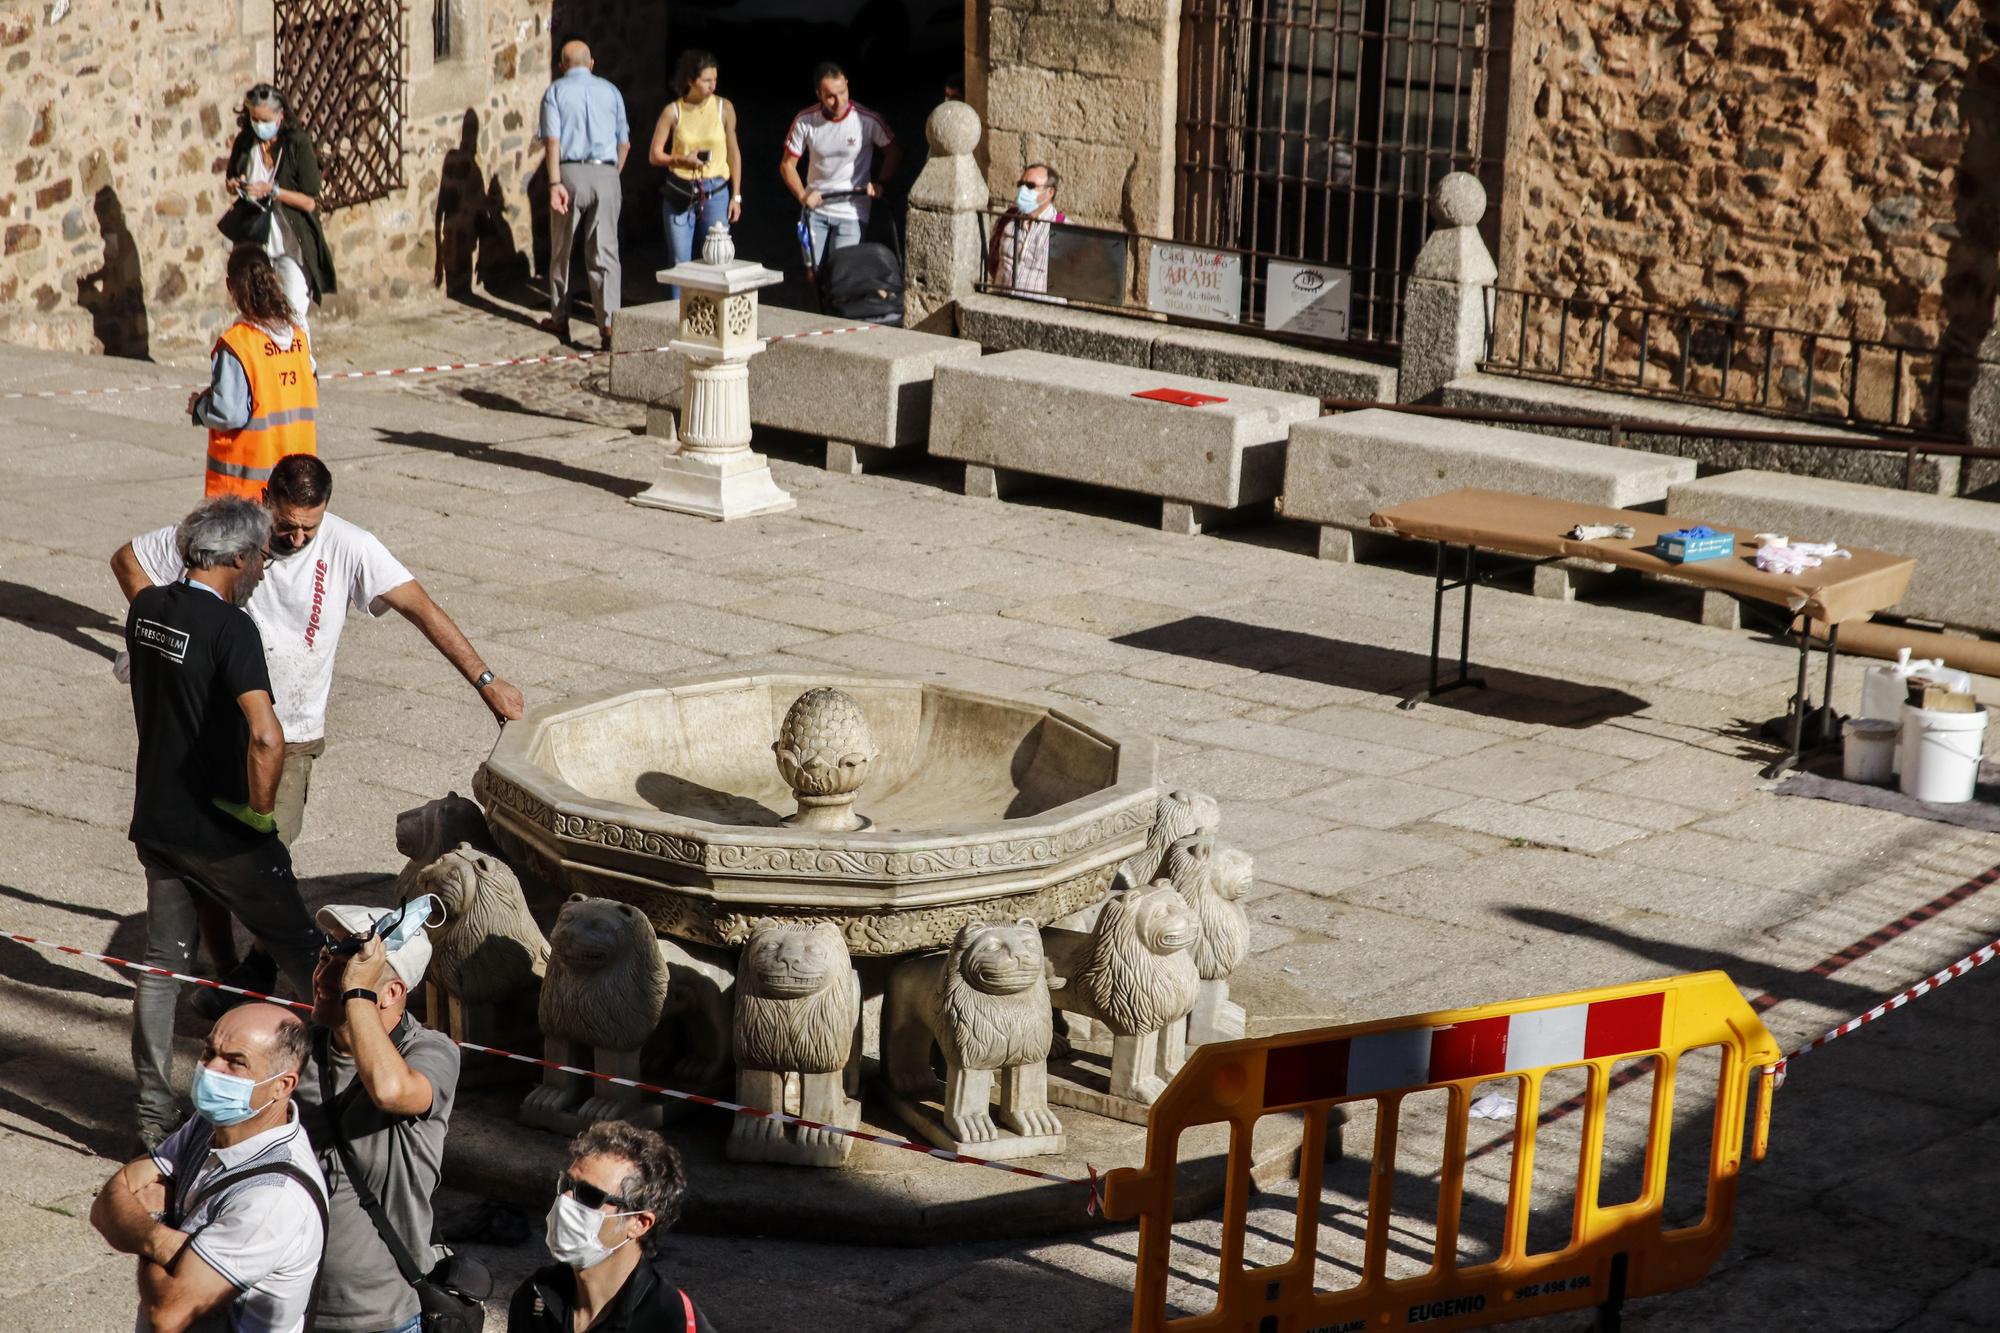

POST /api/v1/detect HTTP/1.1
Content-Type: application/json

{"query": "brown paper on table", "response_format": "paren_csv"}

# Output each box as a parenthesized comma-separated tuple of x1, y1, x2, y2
(1368, 488, 1916, 626)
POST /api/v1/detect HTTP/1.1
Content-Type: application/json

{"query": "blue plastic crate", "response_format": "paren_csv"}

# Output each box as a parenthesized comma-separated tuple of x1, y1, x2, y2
(1657, 526, 1733, 564)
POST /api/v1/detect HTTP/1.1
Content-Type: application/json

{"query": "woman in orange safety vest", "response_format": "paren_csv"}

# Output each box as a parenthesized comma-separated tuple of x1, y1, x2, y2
(187, 245, 318, 499)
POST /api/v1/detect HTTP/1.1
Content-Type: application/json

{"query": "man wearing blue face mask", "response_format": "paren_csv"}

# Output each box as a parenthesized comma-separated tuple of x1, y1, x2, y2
(986, 162, 1066, 300)
(299, 902, 471, 1333)
(508, 1122, 718, 1331)
(91, 1003, 329, 1333)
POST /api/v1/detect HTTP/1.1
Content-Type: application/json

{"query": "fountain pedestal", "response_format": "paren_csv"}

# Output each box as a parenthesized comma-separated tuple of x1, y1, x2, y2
(631, 225, 795, 521)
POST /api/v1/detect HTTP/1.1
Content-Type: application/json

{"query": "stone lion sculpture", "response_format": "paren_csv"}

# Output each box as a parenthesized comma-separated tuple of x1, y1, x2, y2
(392, 791, 493, 900)
(1118, 788, 1222, 890)
(653, 936, 736, 1088)
(884, 919, 1062, 1154)
(728, 920, 862, 1167)
(521, 895, 670, 1133)
(1044, 880, 1201, 1106)
(417, 842, 549, 1041)
(1166, 834, 1251, 1046)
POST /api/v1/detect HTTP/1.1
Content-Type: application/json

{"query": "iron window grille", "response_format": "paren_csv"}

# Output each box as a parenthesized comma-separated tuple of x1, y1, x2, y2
(274, 0, 408, 211)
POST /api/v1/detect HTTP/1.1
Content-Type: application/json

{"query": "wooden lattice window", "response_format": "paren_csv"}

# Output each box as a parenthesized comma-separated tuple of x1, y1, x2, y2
(275, 0, 408, 210)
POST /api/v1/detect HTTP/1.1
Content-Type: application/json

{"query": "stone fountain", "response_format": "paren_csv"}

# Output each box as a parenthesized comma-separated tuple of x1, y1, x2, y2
(439, 670, 1285, 1232)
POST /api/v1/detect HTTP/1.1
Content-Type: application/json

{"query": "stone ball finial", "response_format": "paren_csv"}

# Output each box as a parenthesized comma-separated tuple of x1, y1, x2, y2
(773, 688, 879, 832)
(701, 222, 735, 266)
(925, 99, 981, 157)
(1432, 172, 1486, 228)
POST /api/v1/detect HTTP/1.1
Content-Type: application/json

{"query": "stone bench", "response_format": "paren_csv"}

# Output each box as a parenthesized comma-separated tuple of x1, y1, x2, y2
(1282, 408, 1697, 597)
(1667, 470, 1997, 634)
(609, 300, 982, 474)
(927, 349, 1320, 534)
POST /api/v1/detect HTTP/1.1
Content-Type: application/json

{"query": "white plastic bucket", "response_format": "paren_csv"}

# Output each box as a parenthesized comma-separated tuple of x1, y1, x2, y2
(1842, 718, 1899, 784)
(1897, 705, 1989, 804)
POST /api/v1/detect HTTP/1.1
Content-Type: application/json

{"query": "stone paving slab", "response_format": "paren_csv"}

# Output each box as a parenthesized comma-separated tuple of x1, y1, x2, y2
(2, 316, 1998, 1328)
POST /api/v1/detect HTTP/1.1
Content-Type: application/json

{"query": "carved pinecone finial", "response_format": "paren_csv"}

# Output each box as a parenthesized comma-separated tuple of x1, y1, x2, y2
(773, 688, 878, 830)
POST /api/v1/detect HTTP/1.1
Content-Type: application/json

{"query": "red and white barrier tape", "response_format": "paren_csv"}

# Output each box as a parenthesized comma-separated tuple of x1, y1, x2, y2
(0, 926, 1098, 1211)
(1766, 934, 2000, 1087)
(0, 323, 880, 402)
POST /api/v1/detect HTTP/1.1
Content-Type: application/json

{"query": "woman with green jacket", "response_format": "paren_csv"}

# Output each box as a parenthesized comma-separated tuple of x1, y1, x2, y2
(224, 83, 338, 331)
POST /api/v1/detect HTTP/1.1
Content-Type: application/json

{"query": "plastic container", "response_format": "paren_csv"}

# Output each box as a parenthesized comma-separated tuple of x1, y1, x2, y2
(1897, 704, 1989, 804)
(1842, 718, 1899, 784)
(1860, 648, 1973, 723)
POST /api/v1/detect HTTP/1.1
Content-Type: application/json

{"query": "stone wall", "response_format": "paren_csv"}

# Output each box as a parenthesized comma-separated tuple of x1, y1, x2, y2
(973, 0, 1179, 234)
(1501, 0, 2000, 374)
(0, 0, 573, 356)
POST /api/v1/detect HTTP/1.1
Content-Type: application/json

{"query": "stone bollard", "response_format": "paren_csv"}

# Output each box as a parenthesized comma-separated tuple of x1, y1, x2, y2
(903, 100, 987, 334)
(1397, 172, 1497, 405)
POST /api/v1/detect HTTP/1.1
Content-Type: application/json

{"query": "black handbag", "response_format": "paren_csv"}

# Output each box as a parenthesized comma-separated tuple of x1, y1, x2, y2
(316, 1029, 492, 1332)
(218, 195, 276, 247)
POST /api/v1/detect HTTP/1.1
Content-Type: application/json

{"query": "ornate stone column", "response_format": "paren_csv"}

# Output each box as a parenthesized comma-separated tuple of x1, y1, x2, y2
(1397, 173, 1498, 405)
(630, 225, 795, 521)
(902, 100, 987, 333)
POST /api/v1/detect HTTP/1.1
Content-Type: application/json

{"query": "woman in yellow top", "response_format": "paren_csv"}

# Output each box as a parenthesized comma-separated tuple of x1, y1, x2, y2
(648, 49, 742, 296)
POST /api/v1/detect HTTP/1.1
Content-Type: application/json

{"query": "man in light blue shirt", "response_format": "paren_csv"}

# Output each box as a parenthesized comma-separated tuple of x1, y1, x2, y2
(540, 40, 629, 348)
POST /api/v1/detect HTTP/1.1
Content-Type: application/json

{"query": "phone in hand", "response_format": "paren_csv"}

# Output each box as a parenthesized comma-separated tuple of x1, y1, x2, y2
(695, 149, 711, 164)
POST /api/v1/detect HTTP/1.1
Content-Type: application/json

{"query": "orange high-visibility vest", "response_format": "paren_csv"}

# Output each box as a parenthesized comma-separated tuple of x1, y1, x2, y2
(204, 321, 318, 500)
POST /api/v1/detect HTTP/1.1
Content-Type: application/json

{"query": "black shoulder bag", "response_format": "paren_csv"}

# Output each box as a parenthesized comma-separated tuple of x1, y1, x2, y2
(315, 1028, 493, 1333)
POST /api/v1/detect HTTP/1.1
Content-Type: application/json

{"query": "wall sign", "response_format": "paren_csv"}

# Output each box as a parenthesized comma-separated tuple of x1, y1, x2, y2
(1265, 261, 1352, 340)
(1146, 243, 1243, 324)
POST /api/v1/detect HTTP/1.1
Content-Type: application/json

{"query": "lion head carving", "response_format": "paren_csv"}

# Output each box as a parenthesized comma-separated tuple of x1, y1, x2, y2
(417, 843, 549, 1005)
(1165, 834, 1252, 983)
(943, 918, 1052, 1071)
(539, 895, 668, 1052)
(392, 791, 493, 898)
(733, 921, 859, 1075)
(1120, 789, 1222, 889)
(1080, 881, 1201, 1034)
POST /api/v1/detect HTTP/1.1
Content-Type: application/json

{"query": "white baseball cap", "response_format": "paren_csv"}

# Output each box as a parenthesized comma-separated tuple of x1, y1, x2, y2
(315, 902, 435, 991)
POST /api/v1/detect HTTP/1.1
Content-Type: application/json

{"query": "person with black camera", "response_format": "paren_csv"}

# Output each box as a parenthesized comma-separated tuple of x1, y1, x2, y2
(649, 48, 742, 298)
(301, 902, 488, 1333)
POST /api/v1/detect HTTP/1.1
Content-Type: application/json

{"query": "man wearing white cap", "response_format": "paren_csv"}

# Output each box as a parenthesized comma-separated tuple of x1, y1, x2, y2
(302, 902, 465, 1333)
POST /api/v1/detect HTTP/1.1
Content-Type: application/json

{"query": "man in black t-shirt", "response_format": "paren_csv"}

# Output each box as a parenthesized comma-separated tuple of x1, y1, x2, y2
(126, 496, 325, 1152)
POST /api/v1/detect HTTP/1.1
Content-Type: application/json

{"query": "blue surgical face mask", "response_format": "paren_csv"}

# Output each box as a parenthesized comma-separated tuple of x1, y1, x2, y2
(1014, 184, 1041, 214)
(192, 1065, 284, 1126)
(252, 118, 281, 142)
(378, 894, 443, 948)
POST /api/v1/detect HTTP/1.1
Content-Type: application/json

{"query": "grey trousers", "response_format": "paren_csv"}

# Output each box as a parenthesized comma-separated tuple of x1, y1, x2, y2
(549, 161, 622, 329)
(132, 837, 323, 1140)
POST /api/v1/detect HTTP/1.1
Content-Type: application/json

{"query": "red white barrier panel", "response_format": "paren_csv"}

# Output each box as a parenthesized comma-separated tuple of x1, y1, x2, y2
(0, 925, 1097, 1210)
(1766, 934, 1999, 1087)
(0, 323, 880, 401)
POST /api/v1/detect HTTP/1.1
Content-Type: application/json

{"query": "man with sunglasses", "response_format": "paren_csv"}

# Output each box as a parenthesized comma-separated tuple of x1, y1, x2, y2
(299, 903, 465, 1333)
(986, 162, 1066, 299)
(112, 453, 525, 1015)
(509, 1122, 718, 1331)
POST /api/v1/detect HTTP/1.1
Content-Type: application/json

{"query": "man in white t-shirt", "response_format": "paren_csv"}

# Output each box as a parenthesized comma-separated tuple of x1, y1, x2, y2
(781, 61, 902, 266)
(92, 1002, 328, 1333)
(112, 454, 525, 1007)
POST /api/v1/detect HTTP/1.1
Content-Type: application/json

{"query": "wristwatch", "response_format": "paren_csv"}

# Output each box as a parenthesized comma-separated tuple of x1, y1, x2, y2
(472, 670, 495, 690)
(342, 988, 379, 1006)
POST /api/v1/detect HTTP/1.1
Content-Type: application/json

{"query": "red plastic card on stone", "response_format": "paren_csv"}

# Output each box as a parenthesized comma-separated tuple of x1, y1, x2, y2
(1132, 387, 1229, 407)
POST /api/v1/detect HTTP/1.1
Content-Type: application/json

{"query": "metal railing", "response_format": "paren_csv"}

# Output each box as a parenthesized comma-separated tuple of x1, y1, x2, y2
(1481, 286, 1951, 435)
(1319, 397, 2000, 492)
(975, 207, 1398, 359)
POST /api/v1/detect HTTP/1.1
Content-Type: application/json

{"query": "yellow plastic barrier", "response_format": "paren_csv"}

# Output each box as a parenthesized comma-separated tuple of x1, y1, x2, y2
(1102, 971, 1780, 1332)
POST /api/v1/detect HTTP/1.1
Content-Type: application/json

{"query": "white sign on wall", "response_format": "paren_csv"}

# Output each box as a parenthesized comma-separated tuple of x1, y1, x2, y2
(1146, 243, 1243, 324)
(1265, 261, 1352, 340)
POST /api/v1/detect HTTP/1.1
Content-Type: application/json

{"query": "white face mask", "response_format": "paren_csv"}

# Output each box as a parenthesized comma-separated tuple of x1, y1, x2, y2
(544, 1192, 638, 1270)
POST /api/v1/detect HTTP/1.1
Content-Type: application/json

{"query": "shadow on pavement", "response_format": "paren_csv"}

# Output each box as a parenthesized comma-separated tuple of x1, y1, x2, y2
(1114, 615, 1649, 727)
(371, 427, 646, 499)
(0, 580, 122, 661)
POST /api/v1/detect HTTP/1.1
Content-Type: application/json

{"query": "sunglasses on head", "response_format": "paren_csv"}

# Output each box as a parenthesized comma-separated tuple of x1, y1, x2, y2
(559, 1172, 634, 1212)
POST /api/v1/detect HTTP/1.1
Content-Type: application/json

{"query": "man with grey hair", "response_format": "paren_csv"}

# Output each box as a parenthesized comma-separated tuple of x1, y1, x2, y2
(540, 39, 629, 347)
(124, 495, 324, 1153)
(987, 161, 1066, 300)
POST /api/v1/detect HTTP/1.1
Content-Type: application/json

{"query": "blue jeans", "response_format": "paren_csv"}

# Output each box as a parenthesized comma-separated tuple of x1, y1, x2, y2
(805, 210, 864, 269)
(373, 1317, 423, 1333)
(665, 183, 732, 296)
